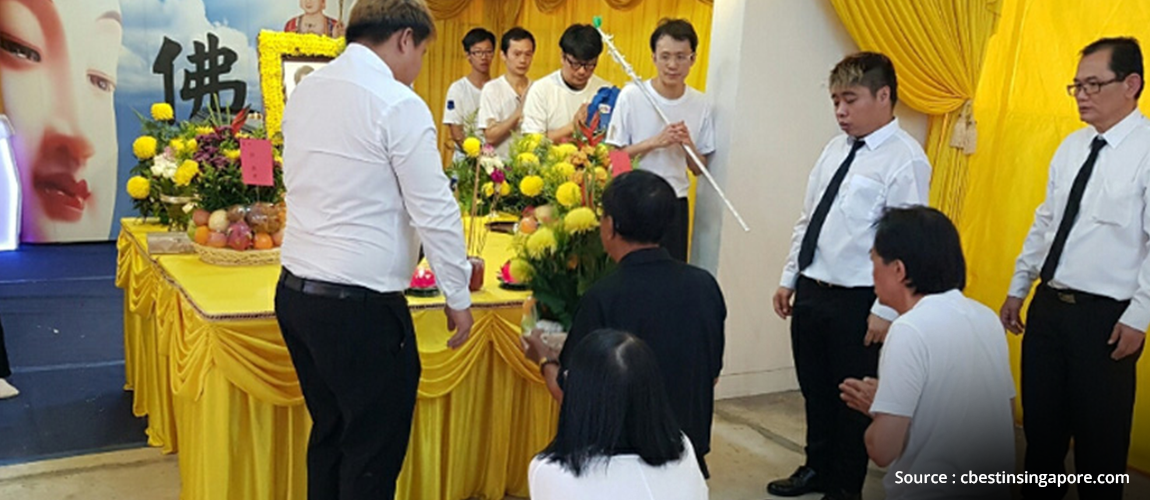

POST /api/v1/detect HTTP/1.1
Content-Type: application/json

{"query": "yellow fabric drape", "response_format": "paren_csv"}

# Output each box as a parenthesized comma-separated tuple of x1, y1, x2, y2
(116, 219, 559, 500)
(426, 0, 473, 20)
(830, 0, 1001, 221)
(959, 0, 1150, 472)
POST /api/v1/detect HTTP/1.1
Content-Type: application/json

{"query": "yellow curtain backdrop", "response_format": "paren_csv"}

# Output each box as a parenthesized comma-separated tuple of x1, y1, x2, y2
(959, 0, 1150, 472)
(829, 0, 1001, 221)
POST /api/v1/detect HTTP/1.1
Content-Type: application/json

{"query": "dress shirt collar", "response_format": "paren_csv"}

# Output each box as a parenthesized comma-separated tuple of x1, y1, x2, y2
(619, 247, 672, 266)
(857, 117, 901, 151)
(345, 42, 395, 80)
(1094, 109, 1145, 148)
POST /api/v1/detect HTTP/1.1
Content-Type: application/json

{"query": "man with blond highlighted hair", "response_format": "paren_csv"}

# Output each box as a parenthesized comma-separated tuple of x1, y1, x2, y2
(770, 52, 931, 500)
(277, 1, 475, 498)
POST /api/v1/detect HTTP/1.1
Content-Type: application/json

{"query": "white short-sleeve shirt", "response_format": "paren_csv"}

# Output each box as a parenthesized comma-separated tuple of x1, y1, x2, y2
(521, 70, 611, 135)
(606, 80, 715, 198)
(528, 435, 708, 500)
(477, 75, 523, 157)
(870, 290, 1015, 500)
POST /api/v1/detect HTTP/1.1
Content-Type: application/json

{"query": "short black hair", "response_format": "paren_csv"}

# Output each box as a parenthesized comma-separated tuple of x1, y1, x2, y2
(462, 27, 496, 52)
(601, 170, 676, 244)
(559, 24, 603, 61)
(873, 206, 966, 294)
(649, 18, 698, 53)
(830, 52, 899, 108)
(1082, 37, 1144, 99)
(346, 0, 435, 47)
(539, 329, 685, 476)
(501, 27, 535, 54)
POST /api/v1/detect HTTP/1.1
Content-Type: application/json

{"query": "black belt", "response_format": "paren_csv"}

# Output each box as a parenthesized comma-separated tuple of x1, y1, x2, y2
(799, 275, 868, 290)
(279, 269, 402, 301)
(1041, 283, 1126, 305)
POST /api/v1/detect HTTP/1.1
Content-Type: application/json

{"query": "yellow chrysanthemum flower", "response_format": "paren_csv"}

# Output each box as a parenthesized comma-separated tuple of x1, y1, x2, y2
(150, 103, 174, 121)
(564, 207, 598, 234)
(169, 138, 186, 154)
(509, 259, 533, 282)
(594, 167, 609, 185)
(223, 149, 241, 162)
(553, 162, 575, 179)
(517, 152, 540, 166)
(195, 126, 214, 136)
(126, 176, 151, 199)
(595, 143, 609, 161)
(556, 181, 582, 208)
(184, 138, 198, 154)
(174, 160, 200, 187)
(519, 175, 544, 197)
(132, 136, 158, 160)
(463, 137, 482, 158)
(483, 182, 495, 198)
(549, 143, 578, 162)
(525, 227, 557, 258)
(499, 182, 511, 196)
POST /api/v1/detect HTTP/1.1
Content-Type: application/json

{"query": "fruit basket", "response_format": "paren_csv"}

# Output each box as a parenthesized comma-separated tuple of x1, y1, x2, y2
(189, 202, 285, 266)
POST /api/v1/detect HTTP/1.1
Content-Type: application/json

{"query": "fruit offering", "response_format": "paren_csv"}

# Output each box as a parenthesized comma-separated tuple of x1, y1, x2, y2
(193, 203, 288, 252)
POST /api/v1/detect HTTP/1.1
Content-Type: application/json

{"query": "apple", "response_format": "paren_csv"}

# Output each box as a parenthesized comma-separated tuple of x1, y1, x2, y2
(272, 229, 285, 247)
(192, 209, 211, 226)
(206, 231, 227, 248)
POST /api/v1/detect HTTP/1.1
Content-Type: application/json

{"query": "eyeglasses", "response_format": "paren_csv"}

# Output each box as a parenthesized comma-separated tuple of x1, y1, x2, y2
(469, 50, 495, 58)
(656, 52, 695, 64)
(1066, 77, 1123, 96)
(563, 55, 598, 71)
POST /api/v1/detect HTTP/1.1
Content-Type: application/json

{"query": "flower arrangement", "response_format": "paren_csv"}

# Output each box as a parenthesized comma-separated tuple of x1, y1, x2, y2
(451, 132, 550, 218)
(125, 104, 284, 240)
(505, 122, 617, 328)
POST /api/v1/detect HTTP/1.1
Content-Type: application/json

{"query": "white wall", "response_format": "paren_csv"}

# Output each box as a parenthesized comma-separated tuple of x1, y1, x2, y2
(699, 0, 928, 399)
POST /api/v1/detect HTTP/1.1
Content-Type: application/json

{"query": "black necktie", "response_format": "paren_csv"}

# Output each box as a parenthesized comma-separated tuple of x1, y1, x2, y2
(798, 139, 866, 270)
(1039, 136, 1108, 283)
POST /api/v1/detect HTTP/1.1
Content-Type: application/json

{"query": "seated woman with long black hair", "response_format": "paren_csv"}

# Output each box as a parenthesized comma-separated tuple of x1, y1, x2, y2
(528, 329, 708, 499)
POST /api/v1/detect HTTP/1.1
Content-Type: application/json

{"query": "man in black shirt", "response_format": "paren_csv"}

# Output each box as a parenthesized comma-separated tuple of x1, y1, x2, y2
(525, 170, 726, 477)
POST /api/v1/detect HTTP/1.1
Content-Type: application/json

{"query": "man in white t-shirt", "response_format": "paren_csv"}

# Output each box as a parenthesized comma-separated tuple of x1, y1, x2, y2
(521, 24, 612, 142)
(478, 27, 535, 157)
(606, 19, 713, 262)
(840, 206, 1015, 500)
(443, 27, 494, 159)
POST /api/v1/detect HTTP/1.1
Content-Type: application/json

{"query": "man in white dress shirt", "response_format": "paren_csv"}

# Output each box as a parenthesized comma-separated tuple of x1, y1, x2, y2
(840, 206, 1015, 500)
(771, 52, 932, 500)
(478, 27, 535, 157)
(443, 27, 494, 159)
(1000, 37, 1147, 500)
(521, 24, 612, 143)
(606, 18, 714, 262)
(276, 1, 474, 498)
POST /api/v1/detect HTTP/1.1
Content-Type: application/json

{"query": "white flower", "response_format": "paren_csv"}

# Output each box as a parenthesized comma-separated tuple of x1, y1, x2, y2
(479, 155, 504, 174)
(151, 154, 178, 179)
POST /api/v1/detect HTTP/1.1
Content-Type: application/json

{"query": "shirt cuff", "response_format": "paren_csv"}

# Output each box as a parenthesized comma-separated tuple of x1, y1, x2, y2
(1008, 272, 1036, 299)
(1119, 305, 1150, 333)
(443, 288, 472, 311)
(871, 302, 898, 322)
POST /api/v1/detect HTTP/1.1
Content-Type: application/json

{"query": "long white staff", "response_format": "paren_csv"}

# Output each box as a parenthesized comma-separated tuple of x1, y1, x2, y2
(593, 17, 750, 232)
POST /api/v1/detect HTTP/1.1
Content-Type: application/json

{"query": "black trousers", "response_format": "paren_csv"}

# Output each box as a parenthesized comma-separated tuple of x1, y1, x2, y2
(791, 276, 879, 494)
(1021, 285, 1140, 500)
(660, 197, 690, 262)
(275, 269, 421, 500)
(0, 311, 10, 379)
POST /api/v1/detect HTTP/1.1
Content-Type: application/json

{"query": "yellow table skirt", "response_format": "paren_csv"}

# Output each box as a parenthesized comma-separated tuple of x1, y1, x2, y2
(115, 219, 558, 500)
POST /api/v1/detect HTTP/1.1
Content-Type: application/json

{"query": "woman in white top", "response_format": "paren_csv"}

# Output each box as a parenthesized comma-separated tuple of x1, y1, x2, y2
(528, 329, 708, 500)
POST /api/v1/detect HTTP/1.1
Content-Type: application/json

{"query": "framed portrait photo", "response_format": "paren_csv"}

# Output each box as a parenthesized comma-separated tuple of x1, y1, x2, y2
(256, 30, 345, 140)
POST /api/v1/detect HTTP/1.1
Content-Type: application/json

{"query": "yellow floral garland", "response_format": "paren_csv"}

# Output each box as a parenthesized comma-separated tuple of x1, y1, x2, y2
(257, 30, 346, 141)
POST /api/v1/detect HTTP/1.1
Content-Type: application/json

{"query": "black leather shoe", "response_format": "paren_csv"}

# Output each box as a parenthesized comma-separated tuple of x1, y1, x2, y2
(767, 466, 825, 497)
(821, 489, 862, 500)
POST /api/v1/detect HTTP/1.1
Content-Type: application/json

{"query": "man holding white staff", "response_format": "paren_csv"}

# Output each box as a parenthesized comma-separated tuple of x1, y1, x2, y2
(605, 18, 714, 262)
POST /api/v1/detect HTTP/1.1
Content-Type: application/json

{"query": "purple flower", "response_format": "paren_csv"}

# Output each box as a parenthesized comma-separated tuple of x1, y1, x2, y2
(491, 169, 506, 184)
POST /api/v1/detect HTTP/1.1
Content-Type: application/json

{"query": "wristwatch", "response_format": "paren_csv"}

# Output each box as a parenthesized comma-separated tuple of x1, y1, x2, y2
(539, 357, 559, 376)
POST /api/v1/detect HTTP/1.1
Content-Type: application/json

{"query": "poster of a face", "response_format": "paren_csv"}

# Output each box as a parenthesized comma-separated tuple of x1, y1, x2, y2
(0, 0, 123, 243)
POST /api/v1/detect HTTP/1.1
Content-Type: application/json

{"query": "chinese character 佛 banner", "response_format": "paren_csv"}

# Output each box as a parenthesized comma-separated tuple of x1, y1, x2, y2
(0, 0, 349, 243)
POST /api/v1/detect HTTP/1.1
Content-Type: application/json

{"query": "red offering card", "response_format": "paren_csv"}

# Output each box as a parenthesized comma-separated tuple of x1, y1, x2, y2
(609, 150, 632, 176)
(240, 138, 274, 186)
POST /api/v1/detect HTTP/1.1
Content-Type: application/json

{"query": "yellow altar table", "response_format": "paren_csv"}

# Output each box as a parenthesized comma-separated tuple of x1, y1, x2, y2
(116, 219, 558, 500)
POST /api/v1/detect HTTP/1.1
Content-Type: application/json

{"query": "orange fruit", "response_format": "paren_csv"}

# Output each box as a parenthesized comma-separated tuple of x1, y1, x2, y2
(194, 226, 211, 245)
(253, 232, 273, 250)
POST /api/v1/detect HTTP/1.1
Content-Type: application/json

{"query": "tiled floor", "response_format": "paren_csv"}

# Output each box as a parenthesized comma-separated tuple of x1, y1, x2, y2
(0, 391, 1146, 499)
